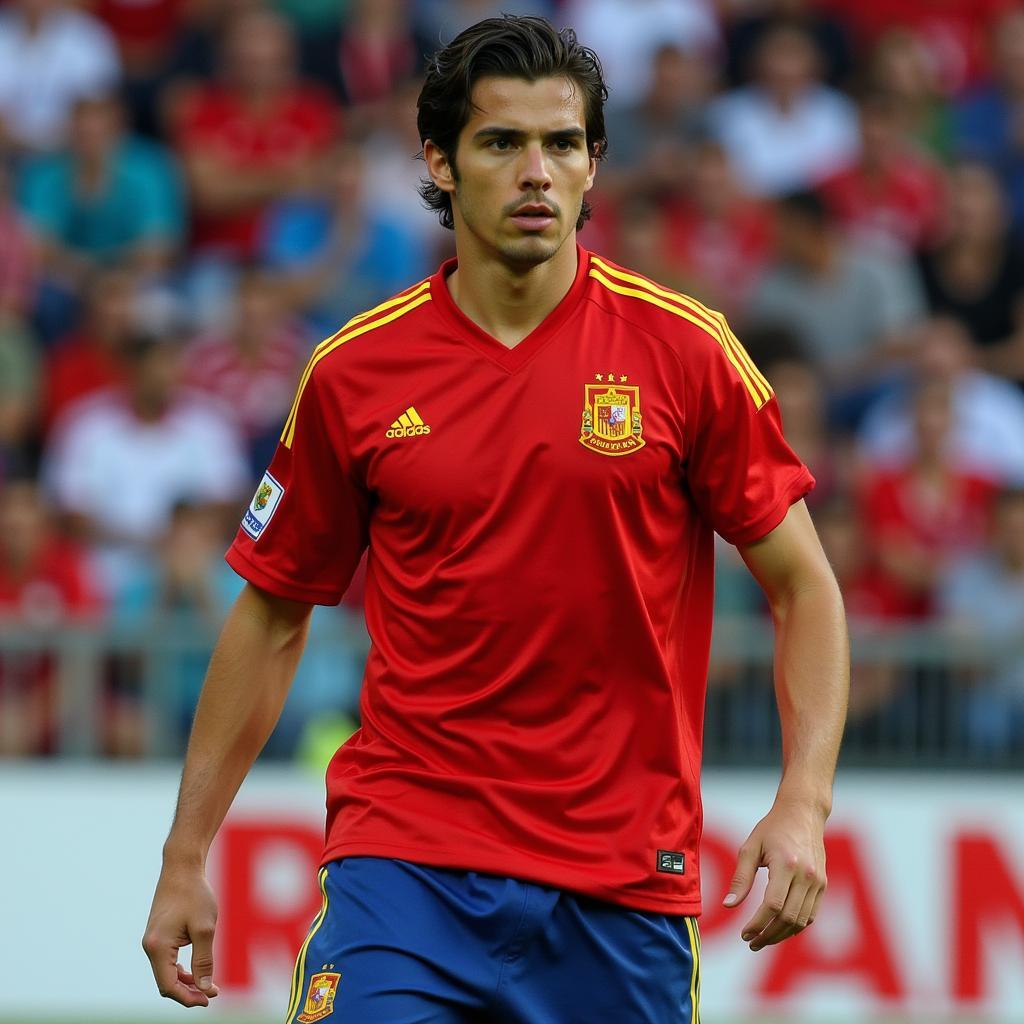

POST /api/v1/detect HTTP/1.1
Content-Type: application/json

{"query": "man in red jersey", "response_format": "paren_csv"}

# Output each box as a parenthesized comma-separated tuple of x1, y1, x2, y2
(143, 16, 849, 1021)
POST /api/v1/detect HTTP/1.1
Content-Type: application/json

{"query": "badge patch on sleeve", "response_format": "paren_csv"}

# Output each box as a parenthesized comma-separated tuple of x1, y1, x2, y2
(241, 471, 284, 540)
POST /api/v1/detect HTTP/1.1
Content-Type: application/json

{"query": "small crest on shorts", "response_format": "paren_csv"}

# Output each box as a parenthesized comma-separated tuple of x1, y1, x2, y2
(579, 376, 645, 457)
(297, 967, 341, 1023)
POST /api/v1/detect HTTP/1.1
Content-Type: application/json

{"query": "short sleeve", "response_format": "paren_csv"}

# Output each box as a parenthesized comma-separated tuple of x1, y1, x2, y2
(682, 320, 814, 546)
(225, 368, 369, 605)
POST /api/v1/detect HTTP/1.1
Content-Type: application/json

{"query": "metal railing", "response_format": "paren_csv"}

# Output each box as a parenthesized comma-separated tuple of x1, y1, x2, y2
(1, 617, 1022, 767)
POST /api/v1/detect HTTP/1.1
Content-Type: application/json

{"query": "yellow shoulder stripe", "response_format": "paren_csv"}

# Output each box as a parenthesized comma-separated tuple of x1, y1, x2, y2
(347, 278, 432, 327)
(281, 286, 432, 448)
(592, 256, 772, 400)
(590, 256, 772, 408)
(285, 868, 329, 1024)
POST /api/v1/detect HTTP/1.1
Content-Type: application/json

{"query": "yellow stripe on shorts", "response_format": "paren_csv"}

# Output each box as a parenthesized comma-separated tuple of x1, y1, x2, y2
(285, 868, 330, 1023)
(685, 916, 701, 1024)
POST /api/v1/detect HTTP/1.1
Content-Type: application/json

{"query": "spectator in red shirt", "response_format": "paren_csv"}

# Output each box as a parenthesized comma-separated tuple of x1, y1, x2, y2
(0, 470, 100, 756)
(663, 138, 775, 317)
(40, 264, 138, 435)
(171, 7, 340, 260)
(827, 0, 1013, 95)
(183, 264, 306, 472)
(89, 0, 188, 136)
(821, 91, 945, 256)
(859, 378, 999, 620)
(303, 0, 419, 120)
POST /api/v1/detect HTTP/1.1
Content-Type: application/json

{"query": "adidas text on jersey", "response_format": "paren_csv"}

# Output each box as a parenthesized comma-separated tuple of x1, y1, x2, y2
(386, 406, 431, 438)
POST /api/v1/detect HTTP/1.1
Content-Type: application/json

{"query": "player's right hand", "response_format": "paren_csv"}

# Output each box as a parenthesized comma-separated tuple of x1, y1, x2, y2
(142, 861, 221, 1007)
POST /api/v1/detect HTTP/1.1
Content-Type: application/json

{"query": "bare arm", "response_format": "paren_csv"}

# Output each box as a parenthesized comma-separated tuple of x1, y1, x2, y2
(723, 499, 849, 949)
(142, 582, 313, 1006)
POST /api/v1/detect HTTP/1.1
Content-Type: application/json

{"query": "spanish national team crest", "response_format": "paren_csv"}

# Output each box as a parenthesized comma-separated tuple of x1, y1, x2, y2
(579, 375, 645, 456)
(297, 970, 341, 1023)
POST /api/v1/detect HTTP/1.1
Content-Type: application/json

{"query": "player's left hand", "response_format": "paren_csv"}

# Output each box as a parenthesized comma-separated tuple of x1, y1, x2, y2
(722, 796, 827, 951)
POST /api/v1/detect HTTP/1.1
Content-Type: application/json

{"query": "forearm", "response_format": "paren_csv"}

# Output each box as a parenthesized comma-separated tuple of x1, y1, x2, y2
(163, 583, 312, 864)
(769, 575, 849, 816)
(187, 155, 289, 213)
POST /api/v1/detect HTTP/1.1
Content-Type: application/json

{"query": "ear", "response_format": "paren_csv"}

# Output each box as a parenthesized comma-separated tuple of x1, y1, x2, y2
(584, 151, 597, 194)
(423, 140, 456, 195)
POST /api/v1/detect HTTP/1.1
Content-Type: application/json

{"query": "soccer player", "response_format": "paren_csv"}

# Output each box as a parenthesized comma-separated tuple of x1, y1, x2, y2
(143, 15, 849, 1022)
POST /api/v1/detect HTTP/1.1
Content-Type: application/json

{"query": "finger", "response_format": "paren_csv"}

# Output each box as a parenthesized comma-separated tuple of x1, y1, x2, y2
(756, 867, 826, 951)
(806, 882, 825, 926)
(178, 967, 220, 998)
(795, 878, 818, 930)
(189, 922, 218, 996)
(741, 855, 795, 941)
(724, 838, 762, 908)
(750, 873, 809, 950)
(142, 933, 211, 1008)
(172, 963, 216, 1006)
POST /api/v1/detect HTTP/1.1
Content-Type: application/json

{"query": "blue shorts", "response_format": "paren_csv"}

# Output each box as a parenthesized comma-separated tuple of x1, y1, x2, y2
(285, 857, 700, 1024)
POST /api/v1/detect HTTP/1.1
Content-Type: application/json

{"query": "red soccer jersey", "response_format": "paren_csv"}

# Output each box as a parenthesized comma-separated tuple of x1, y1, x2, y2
(226, 247, 813, 915)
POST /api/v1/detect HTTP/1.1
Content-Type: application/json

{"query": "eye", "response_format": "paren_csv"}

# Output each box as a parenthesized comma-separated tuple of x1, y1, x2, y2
(489, 137, 513, 151)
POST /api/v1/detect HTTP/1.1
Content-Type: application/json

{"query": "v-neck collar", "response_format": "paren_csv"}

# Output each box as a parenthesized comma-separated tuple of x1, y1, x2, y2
(429, 244, 592, 374)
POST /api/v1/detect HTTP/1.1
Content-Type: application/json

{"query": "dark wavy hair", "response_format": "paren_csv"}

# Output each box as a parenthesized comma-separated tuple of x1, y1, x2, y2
(417, 15, 609, 231)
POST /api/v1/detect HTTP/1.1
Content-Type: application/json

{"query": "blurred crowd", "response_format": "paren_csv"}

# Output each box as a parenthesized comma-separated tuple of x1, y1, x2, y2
(2, 0, 1024, 760)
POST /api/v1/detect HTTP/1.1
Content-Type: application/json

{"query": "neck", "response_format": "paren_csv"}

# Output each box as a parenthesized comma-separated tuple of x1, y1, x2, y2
(22, 11, 46, 34)
(77, 154, 108, 190)
(132, 395, 168, 422)
(912, 453, 946, 477)
(800, 237, 835, 278)
(446, 235, 578, 348)
(3, 549, 36, 579)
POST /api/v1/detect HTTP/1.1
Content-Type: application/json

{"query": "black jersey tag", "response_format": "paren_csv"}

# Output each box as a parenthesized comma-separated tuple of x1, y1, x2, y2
(656, 850, 686, 875)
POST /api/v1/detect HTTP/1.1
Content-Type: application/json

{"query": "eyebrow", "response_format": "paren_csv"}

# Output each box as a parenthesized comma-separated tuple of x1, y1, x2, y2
(472, 126, 587, 143)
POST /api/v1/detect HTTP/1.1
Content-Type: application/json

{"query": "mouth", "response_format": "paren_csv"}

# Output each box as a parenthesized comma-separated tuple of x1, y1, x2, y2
(510, 204, 556, 232)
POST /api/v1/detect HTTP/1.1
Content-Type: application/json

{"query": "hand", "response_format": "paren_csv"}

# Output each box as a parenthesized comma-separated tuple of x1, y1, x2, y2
(142, 860, 221, 1006)
(722, 797, 827, 951)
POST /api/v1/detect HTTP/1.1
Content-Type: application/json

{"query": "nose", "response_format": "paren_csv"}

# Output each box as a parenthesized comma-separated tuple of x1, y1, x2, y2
(518, 142, 552, 192)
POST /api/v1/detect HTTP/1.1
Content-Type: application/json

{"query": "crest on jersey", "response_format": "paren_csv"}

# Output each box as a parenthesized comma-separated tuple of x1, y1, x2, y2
(241, 470, 284, 540)
(297, 970, 341, 1022)
(254, 481, 273, 510)
(579, 377, 645, 457)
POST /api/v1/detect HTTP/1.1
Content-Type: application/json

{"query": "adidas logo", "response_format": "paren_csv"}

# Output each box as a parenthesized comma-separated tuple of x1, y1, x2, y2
(386, 406, 431, 439)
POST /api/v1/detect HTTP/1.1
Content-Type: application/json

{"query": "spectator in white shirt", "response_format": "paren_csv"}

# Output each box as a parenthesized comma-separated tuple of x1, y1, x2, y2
(563, 0, 719, 109)
(859, 316, 1024, 487)
(710, 20, 858, 196)
(0, 0, 120, 152)
(43, 329, 249, 597)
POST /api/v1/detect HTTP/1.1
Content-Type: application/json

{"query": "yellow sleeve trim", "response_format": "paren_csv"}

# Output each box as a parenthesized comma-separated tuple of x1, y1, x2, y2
(281, 285, 432, 448)
(590, 256, 773, 409)
(285, 868, 330, 1024)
